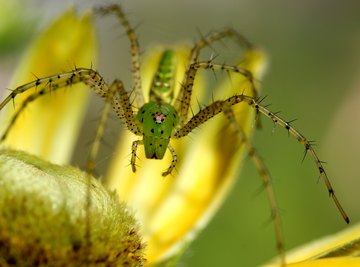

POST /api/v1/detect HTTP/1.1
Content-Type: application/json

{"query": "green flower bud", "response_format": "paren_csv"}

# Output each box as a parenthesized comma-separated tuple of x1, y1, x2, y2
(0, 150, 145, 266)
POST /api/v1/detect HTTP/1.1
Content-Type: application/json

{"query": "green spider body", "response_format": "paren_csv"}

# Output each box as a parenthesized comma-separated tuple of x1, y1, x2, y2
(136, 102, 179, 159)
(135, 50, 179, 160)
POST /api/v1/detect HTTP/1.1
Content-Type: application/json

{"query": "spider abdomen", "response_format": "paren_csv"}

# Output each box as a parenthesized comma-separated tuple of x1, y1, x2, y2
(136, 102, 179, 159)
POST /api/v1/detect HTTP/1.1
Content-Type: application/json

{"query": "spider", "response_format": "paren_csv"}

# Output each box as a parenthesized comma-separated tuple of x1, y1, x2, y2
(0, 3, 349, 265)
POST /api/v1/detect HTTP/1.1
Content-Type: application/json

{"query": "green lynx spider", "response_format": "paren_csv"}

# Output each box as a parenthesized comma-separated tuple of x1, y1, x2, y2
(0, 3, 349, 264)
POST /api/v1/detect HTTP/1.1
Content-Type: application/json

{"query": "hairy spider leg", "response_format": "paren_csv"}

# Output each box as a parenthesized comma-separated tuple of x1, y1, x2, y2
(175, 60, 257, 127)
(95, 4, 145, 107)
(223, 104, 285, 265)
(173, 94, 349, 224)
(174, 28, 258, 126)
(85, 80, 119, 175)
(188, 27, 254, 64)
(0, 69, 108, 142)
(131, 139, 178, 177)
(0, 69, 141, 166)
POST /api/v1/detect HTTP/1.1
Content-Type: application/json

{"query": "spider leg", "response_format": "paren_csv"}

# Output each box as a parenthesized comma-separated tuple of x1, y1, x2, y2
(95, 4, 145, 107)
(1, 90, 41, 142)
(176, 60, 258, 127)
(188, 27, 254, 64)
(131, 139, 143, 173)
(111, 79, 141, 135)
(0, 69, 97, 141)
(86, 81, 119, 175)
(223, 104, 285, 265)
(174, 28, 258, 125)
(174, 93, 349, 224)
(173, 94, 252, 138)
(131, 141, 177, 177)
(0, 68, 138, 142)
(162, 143, 177, 177)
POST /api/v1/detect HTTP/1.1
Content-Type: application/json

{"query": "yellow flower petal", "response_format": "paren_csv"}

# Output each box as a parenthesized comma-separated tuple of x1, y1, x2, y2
(105, 45, 267, 264)
(264, 222, 360, 266)
(1, 8, 97, 164)
(286, 258, 360, 267)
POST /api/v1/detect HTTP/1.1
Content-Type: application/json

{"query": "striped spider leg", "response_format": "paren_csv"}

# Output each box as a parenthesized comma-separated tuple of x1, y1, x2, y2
(172, 72, 350, 263)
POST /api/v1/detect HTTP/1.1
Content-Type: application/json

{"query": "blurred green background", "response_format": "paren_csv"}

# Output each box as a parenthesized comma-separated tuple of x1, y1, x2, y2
(1, 0, 359, 266)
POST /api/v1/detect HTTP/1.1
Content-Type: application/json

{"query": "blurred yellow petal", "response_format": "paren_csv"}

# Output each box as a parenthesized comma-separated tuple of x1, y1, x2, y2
(264, 222, 360, 266)
(286, 258, 360, 267)
(0, 8, 97, 164)
(106, 45, 267, 264)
